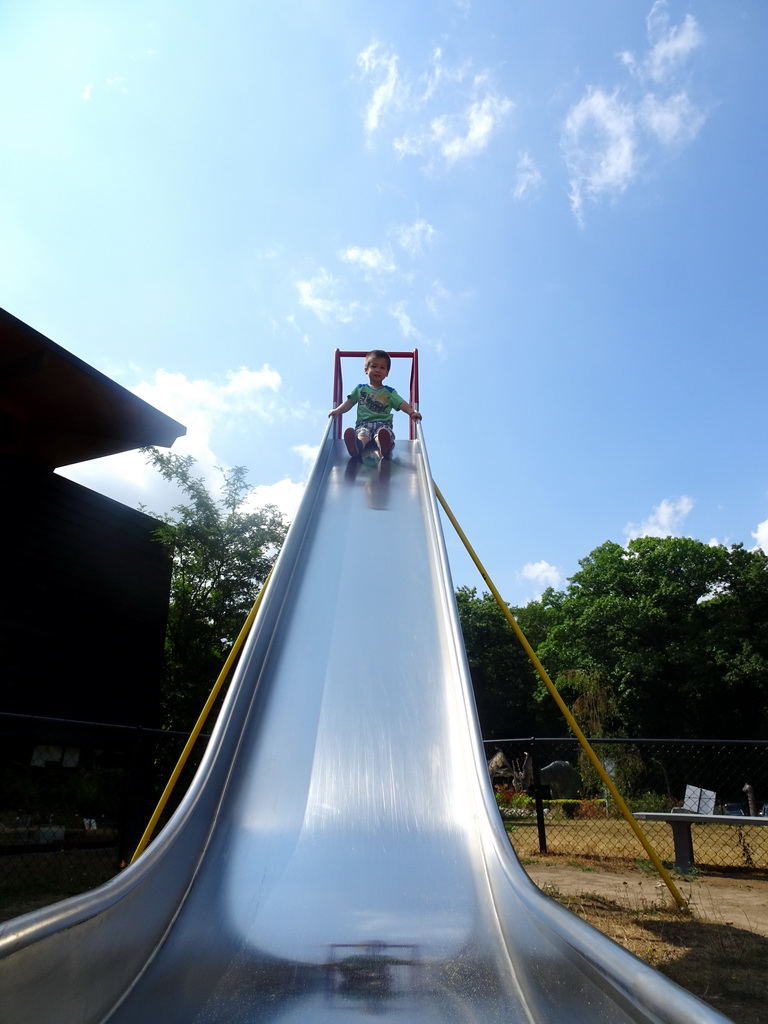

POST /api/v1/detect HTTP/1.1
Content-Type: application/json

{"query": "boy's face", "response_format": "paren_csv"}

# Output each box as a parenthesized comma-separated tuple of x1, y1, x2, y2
(365, 356, 389, 388)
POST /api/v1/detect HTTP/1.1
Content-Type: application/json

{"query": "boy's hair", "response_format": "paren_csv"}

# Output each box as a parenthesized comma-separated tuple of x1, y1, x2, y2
(365, 349, 391, 371)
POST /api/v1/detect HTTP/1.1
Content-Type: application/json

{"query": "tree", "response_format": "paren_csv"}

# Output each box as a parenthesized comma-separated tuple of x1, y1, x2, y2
(536, 537, 768, 738)
(141, 448, 288, 729)
(695, 542, 768, 737)
(455, 586, 562, 738)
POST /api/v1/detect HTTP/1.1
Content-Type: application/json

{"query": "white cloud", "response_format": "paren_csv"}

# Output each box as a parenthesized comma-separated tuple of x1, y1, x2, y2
(418, 46, 468, 104)
(339, 245, 396, 274)
(394, 218, 435, 257)
(358, 42, 512, 170)
(395, 85, 512, 167)
(293, 444, 319, 465)
(245, 478, 305, 521)
(426, 280, 450, 317)
(131, 366, 281, 447)
(389, 302, 423, 340)
(57, 365, 307, 524)
(58, 449, 178, 512)
(620, 4, 703, 84)
(513, 152, 543, 200)
(296, 268, 365, 324)
(284, 314, 311, 346)
(438, 89, 514, 165)
(643, 3, 704, 84)
(639, 91, 705, 146)
(220, 365, 281, 397)
(519, 560, 563, 592)
(624, 496, 694, 541)
(563, 3, 704, 222)
(357, 43, 402, 136)
(752, 520, 768, 554)
(418, 47, 447, 104)
(562, 88, 638, 223)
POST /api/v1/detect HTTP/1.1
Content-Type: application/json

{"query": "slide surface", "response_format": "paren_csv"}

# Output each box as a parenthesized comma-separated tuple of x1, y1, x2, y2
(0, 427, 731, 1023)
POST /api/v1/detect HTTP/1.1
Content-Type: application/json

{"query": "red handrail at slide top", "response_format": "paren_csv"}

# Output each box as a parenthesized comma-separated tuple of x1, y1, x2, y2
(332, 349, 420, 440)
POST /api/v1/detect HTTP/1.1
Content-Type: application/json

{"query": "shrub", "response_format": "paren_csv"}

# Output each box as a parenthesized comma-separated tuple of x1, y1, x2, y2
(495, 787, 535, 819)
(628, 791, 673, 813)
(574, 799, 608, 820)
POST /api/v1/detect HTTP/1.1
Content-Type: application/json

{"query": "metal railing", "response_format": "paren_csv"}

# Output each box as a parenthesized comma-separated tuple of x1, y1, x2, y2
(485, 736, 768, 871)
(3, 724, 766, 923)
(332, 349, 419, 439)
(0, 713, 208, 921)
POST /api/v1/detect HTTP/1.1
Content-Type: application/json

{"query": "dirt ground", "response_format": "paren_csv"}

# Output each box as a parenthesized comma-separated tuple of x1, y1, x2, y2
(522, 857, 768, 1023)
(3, 860, 767, 1022)
(522, 857, 768, 936)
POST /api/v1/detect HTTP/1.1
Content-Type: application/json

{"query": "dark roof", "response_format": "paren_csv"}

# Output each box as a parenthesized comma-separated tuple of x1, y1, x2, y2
(0, 307, 186, 468)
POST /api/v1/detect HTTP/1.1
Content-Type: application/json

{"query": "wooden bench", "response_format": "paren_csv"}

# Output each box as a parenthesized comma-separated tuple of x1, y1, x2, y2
(633, 811, 768, 873)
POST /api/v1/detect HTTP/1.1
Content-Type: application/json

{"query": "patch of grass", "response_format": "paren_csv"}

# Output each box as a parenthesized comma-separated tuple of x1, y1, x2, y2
(567, 859, 595, 872)
(634, 856, 702, 881)
(0, 848, 119, 922)
(524, 854, 614, 877)
(507, 815, 768, 869)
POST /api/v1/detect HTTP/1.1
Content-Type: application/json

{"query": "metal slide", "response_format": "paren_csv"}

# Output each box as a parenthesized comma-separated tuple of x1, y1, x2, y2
(0, 426, 731, 1023)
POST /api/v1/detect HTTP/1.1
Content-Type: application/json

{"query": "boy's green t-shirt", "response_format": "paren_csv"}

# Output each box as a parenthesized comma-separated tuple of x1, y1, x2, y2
(348, 383, 405, 424)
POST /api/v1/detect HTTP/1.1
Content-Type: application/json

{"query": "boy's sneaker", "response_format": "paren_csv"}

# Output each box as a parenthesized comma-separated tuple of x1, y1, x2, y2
(344, 427, 362, 458)
(377, 429, 392, 459)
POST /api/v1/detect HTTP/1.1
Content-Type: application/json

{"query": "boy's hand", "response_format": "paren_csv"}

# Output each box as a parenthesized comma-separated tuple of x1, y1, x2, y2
(410, 410, 423, 421)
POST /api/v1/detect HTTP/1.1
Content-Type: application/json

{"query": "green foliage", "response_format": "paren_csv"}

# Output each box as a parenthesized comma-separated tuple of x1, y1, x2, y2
(579, 744, 648, 801)
(459, 536, 768, 740)
(629, 791, 674, 813)
(0, 757, 124, 823)
(572, 799, 607, 820)
(494, 787, 533, 811)
(494, 787, 535, 820)
(536, 538, 768, 738)
(559, 799, 578, 819)
(557, 670, 620, 737)
(141, 448, 288, 729)
(455, 587, 561, 737)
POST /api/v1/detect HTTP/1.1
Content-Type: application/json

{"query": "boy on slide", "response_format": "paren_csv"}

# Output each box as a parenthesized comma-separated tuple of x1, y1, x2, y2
(328, 349, 422, 460)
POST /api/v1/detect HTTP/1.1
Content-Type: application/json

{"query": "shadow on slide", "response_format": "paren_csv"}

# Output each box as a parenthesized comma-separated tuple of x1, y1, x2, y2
(0, 424, 732, 1023)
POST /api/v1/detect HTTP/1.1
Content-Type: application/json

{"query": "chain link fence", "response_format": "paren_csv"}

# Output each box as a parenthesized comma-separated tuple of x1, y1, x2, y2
(0, 714, 206, 922)
(3, 724, 767, 923)
(485, 737, 768, 873)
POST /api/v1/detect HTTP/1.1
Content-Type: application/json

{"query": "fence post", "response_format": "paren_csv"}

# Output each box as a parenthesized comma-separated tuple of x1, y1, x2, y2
(529, 741, 548, 854)
(119, 725, 154, 866)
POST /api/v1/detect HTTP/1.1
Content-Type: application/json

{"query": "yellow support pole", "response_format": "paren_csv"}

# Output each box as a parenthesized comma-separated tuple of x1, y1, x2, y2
(129, 569, 273, 864)
(433, 482, 688, 910)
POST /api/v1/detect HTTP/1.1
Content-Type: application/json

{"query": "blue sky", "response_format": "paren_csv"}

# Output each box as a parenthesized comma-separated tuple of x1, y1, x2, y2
(4, 0, 767, 605)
